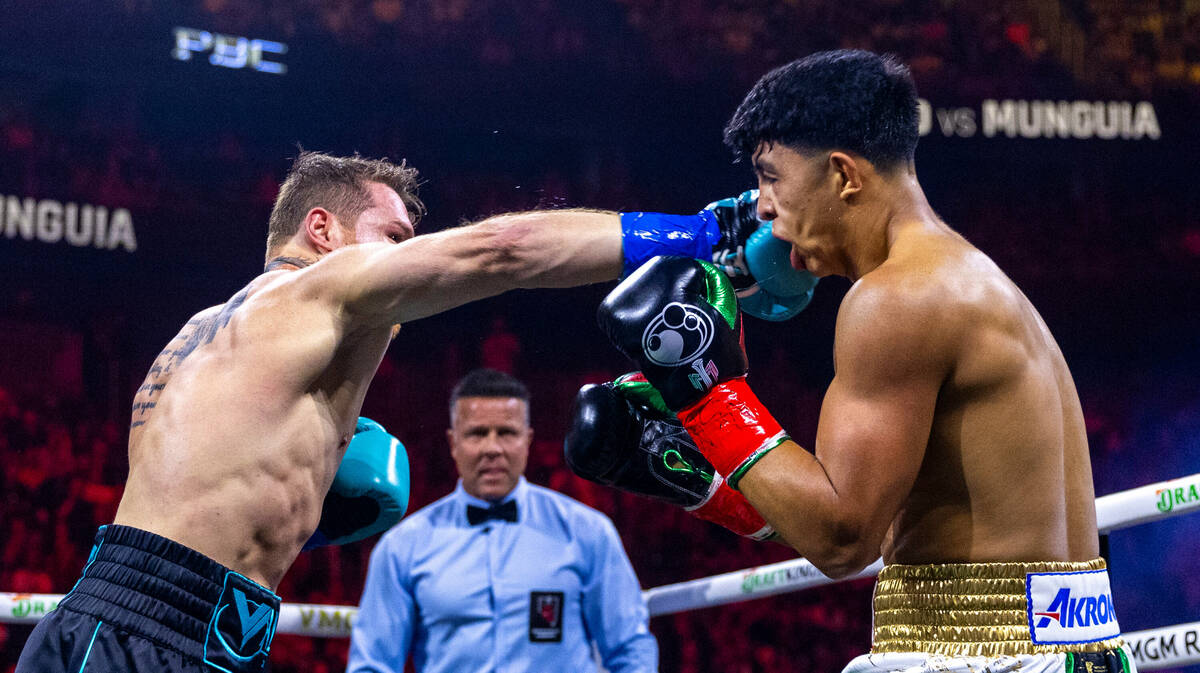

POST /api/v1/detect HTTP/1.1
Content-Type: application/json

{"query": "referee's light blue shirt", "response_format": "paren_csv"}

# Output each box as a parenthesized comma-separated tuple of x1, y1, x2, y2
(348, 477, 658, 673)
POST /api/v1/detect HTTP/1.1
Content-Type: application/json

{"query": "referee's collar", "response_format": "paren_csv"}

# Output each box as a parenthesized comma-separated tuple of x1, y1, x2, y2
(454, 476, 527, 515)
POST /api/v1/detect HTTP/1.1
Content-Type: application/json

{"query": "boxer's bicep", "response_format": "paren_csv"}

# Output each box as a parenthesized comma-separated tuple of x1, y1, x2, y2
(815, 364, 938, 543)
(813, 282, 950, 561)
(305, 226, 522, 327)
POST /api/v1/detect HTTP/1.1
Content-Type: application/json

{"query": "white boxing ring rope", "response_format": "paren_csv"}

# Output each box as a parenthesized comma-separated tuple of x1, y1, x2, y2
(2, 472, 1198, 669)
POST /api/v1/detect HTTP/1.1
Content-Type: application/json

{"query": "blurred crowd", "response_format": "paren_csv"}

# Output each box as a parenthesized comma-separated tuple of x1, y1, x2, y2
(101, 0, 1199, 98)
(1085, 0, 1200, 96)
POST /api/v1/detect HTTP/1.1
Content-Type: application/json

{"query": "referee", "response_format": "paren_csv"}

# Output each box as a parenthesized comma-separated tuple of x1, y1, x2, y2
(348, 369, 658, 673)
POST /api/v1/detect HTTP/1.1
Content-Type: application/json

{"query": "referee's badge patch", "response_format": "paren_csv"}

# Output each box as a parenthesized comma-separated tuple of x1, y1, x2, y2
(529, 591, 564, 643)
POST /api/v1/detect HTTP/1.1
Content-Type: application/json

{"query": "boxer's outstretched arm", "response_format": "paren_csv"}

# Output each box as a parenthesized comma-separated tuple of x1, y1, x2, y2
(737, 275, 949, 577)
(318, 209, 622, 326)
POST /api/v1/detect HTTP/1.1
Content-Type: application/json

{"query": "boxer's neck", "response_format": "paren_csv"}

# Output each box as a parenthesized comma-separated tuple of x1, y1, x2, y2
(264, 256, 314, 272)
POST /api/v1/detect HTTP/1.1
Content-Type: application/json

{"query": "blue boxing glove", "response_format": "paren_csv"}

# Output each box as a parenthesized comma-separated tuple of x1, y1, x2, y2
(303, 417, 410, 550)
(620, 192, 754, 280)
(620, 190, 817, 321)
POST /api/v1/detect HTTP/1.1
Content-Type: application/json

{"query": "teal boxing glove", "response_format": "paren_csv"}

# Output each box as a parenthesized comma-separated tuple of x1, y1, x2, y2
(739, 219, 818, 321)
(303, 417, 410, 550)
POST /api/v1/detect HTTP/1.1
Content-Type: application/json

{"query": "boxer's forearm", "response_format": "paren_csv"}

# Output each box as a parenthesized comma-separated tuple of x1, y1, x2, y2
(738, 442, 884, 579)
(471, 209, 623, 289)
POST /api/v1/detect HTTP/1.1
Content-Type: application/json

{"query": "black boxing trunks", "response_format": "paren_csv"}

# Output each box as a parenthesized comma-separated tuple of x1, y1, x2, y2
(15, 525, 280, 673)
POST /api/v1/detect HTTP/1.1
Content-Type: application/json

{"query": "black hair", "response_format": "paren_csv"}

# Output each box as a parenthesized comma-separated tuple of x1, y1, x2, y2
(449, 368, 530, 420)
(723, 50, 919, 169)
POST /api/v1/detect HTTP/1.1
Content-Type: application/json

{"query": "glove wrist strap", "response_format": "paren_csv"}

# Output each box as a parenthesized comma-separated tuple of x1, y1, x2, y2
(686, 474, 775, 540)
(619, 211, 721, 277)
(678, 377, 789, 490)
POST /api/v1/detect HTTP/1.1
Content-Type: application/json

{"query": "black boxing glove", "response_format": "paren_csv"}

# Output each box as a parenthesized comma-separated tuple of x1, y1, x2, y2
(598, 257, 790, 490)
(597, 256, 747, 411)
(564, 372, 775, 540)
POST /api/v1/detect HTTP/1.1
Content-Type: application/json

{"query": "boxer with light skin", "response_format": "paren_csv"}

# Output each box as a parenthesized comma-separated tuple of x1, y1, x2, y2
(113, 156, 621, 592)
(18, 150, 793, 673)
(597, 50, 1135, 672)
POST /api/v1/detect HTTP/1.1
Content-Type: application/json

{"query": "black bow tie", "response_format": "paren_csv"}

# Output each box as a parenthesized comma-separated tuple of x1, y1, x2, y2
(467, 500, 518, 525)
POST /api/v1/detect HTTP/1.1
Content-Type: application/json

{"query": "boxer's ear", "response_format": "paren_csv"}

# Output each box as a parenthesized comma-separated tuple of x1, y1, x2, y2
(829, 152, 863, 201)
(303, 207, 348, 254)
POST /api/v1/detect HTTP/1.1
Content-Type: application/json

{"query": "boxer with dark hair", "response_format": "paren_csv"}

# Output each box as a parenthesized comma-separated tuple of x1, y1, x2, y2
(598, 51, 1135, 672)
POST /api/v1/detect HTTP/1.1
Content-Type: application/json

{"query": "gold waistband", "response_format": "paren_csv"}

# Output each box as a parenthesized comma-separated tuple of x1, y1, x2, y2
(871, 558, 1124, 657)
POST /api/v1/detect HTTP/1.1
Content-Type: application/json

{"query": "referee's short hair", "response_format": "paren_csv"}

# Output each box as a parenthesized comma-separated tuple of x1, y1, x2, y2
(449, 369, 530, 424)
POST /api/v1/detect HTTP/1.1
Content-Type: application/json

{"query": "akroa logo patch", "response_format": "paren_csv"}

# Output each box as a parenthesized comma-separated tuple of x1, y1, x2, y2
(1026, 570, 1121, 645)
(1033, 588, 1117, 629)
